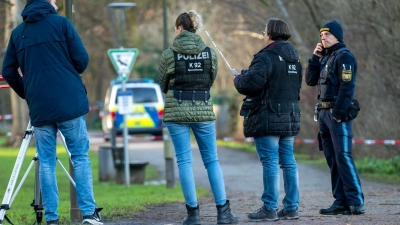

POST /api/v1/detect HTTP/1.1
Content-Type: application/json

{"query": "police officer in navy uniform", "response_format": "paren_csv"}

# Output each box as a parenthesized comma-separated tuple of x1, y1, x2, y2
(306, 20, 365, 215)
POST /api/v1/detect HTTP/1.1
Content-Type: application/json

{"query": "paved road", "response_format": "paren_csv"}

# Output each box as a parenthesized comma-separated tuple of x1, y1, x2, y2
(91, 137, 400, 225)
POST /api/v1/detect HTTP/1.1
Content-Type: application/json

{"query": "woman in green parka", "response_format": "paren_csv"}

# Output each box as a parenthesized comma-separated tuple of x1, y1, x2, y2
(158, 10, 238, 225)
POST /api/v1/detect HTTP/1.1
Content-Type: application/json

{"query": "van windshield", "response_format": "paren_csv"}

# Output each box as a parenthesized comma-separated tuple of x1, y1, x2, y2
(116, 88, 158, 103)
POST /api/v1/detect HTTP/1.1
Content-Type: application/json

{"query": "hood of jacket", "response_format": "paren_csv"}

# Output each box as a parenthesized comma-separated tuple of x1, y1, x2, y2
(170, 30, 207, 55)
(22, 0, 56, 23)
(261, 40, 299, 63)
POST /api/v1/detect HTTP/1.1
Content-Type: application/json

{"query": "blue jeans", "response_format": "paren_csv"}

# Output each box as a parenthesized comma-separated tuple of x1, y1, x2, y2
(254, 135, 299, 211)
(35, 116, 96, 221)
(166, 121, 227, 207)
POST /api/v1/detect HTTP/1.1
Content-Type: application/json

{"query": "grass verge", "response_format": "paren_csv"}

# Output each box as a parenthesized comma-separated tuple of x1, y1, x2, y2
(0, 144, 209, 224)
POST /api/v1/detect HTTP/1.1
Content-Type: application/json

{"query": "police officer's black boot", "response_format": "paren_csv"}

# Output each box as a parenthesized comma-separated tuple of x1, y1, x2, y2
(216, 200, 238, 224)
(183, 204, 201, 225)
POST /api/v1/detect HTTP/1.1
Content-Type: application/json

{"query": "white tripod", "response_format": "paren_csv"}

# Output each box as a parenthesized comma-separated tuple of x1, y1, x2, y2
(0, 121, 78, 225)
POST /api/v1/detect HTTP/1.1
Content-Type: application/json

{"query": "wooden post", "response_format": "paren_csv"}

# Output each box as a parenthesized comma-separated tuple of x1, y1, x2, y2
(163, 128, 175, 188)
(64, 0, 81, 222)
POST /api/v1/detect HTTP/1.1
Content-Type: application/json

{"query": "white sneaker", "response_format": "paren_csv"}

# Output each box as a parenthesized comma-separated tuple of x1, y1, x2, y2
(82, 210, 103, 225)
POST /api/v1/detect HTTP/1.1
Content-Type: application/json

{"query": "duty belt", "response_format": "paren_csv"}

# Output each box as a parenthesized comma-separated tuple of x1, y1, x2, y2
(173, 90, 210, 105)
(319, 101, 334, 109)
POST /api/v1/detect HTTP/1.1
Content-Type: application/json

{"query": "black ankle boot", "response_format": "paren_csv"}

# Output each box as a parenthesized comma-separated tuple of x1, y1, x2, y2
(183, 204, 201, 225)
(216, 200, 238, 224)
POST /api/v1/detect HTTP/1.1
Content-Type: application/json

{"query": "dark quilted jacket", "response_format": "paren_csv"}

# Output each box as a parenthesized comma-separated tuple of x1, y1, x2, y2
(234, 41, 302, 137)
(158, 30, 218, 122)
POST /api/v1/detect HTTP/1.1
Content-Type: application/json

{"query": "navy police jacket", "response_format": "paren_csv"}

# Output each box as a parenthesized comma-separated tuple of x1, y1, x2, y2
(306, 43, 357, 120)
(2, 0, 89, 126)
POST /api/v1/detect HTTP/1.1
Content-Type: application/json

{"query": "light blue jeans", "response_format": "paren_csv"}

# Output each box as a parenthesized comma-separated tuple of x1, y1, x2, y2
(166, 121, 227, 207)
(35, 116, 96, 221)
(254, 135, 299, 211)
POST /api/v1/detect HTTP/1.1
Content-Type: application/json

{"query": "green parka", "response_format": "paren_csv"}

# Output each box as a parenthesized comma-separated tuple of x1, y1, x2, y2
(159, 30, 218, 122)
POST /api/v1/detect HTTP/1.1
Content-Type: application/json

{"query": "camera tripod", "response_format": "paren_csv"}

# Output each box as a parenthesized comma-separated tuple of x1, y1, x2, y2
(0, 121, 77, 225)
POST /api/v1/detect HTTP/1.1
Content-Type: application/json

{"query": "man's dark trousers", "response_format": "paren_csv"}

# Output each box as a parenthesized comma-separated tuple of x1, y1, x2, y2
(318, 109, 364, 207)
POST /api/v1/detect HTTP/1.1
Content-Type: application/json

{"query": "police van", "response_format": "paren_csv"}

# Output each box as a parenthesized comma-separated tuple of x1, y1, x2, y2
(99, 78, 164, 139)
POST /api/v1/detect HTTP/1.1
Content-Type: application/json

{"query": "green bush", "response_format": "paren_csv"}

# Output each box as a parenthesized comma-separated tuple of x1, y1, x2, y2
(389, 156, 400, 172)
(352, 156, 400, 175)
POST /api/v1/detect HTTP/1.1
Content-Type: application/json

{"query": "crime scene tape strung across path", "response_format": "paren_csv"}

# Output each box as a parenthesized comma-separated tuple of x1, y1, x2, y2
(1, 75, 100, 120)
(0, 105, 101, 121)
(2, 76, 399, 146)
(0, 114, 12, 121)
(0, 130, 399, 145)
(221, 137, 400, 145)
(0, 75, 10, 89)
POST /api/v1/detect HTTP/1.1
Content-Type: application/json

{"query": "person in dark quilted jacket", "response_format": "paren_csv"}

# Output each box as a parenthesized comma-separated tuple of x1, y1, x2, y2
(234, 18, 302, 222)
(158, 10, 237, 225)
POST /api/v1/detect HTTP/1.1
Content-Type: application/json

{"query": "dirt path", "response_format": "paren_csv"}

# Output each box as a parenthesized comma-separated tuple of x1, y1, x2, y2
(92, 140, 400, 225)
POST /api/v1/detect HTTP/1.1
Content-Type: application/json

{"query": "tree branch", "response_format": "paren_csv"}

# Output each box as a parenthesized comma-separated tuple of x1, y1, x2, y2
(2, 0, 14, 6)
(233, 30, 263, 39)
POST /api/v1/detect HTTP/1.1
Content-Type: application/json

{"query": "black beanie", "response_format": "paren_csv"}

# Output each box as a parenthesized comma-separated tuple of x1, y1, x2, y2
(320, 20, 343, 42)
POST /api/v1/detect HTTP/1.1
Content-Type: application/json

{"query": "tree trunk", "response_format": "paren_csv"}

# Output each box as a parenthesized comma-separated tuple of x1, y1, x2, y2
(274, 0, 309, 58)
(4, 0, 30, 147)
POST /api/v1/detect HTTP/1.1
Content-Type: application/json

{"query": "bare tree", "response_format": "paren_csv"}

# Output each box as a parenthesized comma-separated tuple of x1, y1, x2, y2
(3, 0, 29, 147)
(2, 0, 397, 156)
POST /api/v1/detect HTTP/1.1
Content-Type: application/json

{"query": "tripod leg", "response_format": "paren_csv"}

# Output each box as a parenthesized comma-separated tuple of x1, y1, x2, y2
(56, 158, 76, 187)
(0, 122, 34, 225)
(57, 129, 103, 220)
(58, 130, 72, 164)
(9, 155, 37, 206)
(31, 159, 43, 224)
(57, 130, 76, 187)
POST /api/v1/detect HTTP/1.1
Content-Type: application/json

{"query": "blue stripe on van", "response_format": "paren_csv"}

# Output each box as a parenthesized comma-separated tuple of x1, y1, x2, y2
(145, 106, 160, 126)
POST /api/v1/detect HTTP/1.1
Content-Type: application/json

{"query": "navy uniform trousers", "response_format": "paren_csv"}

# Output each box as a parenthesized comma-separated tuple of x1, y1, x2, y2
(318, 109, 364, 206)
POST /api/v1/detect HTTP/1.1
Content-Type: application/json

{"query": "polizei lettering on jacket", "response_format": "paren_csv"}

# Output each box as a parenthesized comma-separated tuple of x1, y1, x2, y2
(176, 52, 209, 74)
(177, 52, 210, 60)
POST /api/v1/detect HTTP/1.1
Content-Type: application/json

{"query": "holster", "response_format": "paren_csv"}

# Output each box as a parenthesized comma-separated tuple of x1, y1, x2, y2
(318, 131, 331, 151)
(317, 132, 323, 151)
(239, 98, 260, 116)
